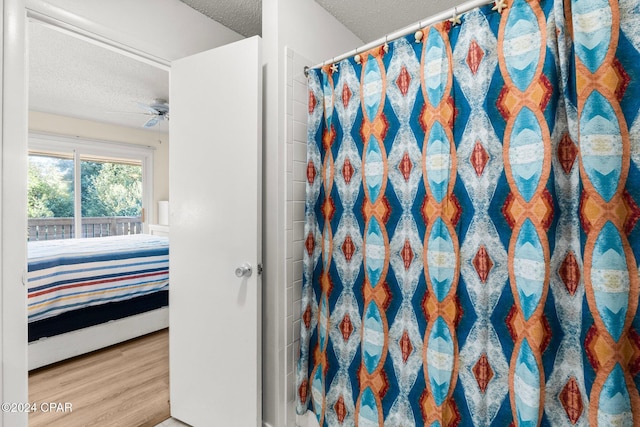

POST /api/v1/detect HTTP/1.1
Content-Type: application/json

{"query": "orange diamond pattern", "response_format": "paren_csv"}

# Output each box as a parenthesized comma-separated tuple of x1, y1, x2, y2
(322, 198, 336, 221)
(303, 304, 312, 329)
(470, 141, 490, 177)
(558, 133, 578, 175)
(340, 314, 354, 341)
(342, 235, 355, 263)
(559, 251, 580, 296)
(342, 158, 354, 185)
(399, 152, 413, 181)
(307, 160, 316, 184)
(308, 90, 316, 114)
(334, 395, 347, 424)
(473, 245, 493, 284)
(400, 329, 413, 363)
(472, 353, 494, 394)
(401, 239, 414, 270)
(305, 232, 315, 257)
(342, 83, 352, 109)
(559, 377, 583, 424)
(466, 39, 485, 75)
(396, 66, 411, 97)
(299, 379, 309, 404)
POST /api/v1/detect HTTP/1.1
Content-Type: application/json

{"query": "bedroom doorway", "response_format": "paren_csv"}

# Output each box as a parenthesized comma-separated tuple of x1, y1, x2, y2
(24, 5, 172, 426)
(17, 2, 262, 426)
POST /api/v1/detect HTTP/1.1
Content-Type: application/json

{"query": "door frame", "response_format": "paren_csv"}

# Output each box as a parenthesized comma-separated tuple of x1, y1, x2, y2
(6, 8, 172, 419)
(2, 0, 28, 425)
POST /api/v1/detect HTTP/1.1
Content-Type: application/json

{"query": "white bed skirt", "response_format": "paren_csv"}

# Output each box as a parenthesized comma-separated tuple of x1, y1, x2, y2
(28, 306, 169, 370)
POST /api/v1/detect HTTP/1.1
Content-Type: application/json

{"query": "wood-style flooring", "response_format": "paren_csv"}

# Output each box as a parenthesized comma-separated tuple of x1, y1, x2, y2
(29, 329, 170, 427)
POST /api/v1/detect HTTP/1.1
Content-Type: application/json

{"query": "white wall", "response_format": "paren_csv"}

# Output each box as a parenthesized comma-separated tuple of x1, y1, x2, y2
(262, 1, 362, 426)
(29, 111, 169, 224)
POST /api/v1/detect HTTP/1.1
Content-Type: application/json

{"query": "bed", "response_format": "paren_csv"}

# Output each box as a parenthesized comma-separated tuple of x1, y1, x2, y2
(27, 234, 169, 370)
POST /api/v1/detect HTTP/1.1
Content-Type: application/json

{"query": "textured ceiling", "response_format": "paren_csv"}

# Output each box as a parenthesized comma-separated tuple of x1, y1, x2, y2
(177, 0, 465, 43)
(316, 0, 458, 42)
(29, 22, 170, 132)
(179, 0, 261, 38)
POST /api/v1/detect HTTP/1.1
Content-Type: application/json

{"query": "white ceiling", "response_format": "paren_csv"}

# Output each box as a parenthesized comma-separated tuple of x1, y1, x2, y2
(178, 0, 455, 42)
(315, 0, 455, 42)
(29, 22, 170, 131)
(179, 0, 261, 39)
(28, 0, 465, 132)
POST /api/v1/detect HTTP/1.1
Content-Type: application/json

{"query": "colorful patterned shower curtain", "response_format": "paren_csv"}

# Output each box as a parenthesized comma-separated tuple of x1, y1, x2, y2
(296, 0, 640, 425)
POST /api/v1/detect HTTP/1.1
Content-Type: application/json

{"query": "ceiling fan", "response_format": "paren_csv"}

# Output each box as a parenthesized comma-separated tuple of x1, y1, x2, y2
(138, 99, 170, 128)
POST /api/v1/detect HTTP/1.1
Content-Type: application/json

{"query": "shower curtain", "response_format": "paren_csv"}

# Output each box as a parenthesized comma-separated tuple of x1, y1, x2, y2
(296, 0, 640, 425)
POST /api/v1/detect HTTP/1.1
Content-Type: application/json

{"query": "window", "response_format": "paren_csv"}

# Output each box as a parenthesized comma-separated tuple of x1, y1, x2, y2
(28, 134, 153, 241)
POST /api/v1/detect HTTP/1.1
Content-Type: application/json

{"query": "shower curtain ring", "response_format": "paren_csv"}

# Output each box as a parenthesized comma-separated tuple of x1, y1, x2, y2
(450, 7, 461, 26)
(492, 0, 508, 14)
(354, 47, 361, 64)
(304, 66, 309, 78)
(415, 24, 424, 43)
(330, 57, 339, 73)
(383, 35, 389, 54)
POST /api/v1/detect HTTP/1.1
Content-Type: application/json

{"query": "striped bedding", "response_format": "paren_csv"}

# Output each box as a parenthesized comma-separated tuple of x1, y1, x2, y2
(27, 234, 169, 323)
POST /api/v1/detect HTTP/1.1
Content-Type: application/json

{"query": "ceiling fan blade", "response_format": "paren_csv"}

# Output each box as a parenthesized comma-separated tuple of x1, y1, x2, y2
(137, 102, 160, 115)
(106, 110, 154, 116)
(143, 116, 159, 128)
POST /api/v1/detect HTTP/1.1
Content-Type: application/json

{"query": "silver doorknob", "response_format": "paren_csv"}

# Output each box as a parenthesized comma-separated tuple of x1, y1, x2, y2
(235, 263, 252, 278)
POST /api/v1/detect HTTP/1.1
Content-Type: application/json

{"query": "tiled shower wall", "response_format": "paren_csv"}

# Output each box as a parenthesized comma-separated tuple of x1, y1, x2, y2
(284, 47, 311, 426)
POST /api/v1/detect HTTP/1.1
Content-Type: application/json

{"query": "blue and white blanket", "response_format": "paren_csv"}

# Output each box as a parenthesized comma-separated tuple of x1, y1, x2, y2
(28, 234, 169, 322)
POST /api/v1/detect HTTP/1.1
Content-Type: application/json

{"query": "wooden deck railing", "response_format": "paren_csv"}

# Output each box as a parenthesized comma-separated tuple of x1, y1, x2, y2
(28, 216, 143, 241)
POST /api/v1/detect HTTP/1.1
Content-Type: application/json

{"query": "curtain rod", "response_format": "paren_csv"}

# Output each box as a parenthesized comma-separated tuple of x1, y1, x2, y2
(305, 0, 500, 76)
(27, 9, 171, 71)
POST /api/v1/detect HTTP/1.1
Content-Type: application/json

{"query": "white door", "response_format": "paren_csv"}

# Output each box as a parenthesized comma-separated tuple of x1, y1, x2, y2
(169, 36, 262, 427)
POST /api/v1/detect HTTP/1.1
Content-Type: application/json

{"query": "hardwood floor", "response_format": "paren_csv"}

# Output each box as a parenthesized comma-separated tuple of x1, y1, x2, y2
(29, 329, 170, 427)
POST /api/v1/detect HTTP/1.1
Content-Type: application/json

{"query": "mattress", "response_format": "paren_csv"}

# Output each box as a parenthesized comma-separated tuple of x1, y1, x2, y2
(28, 290, 168, 342)
(27, 234, 169, 323)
